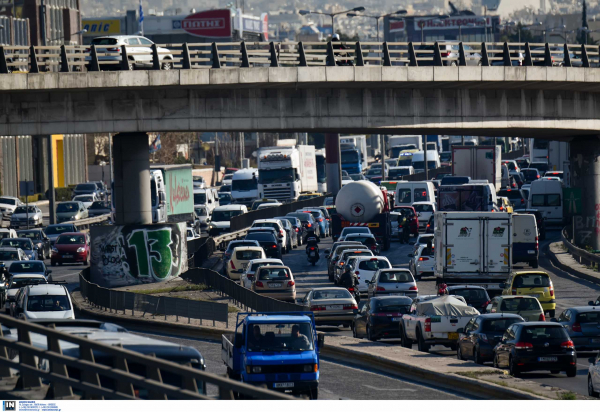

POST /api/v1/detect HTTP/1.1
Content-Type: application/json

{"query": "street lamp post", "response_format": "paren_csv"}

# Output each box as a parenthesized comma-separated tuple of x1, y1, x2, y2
(300, 7, 365, 35)
(346, 9, 406, 42)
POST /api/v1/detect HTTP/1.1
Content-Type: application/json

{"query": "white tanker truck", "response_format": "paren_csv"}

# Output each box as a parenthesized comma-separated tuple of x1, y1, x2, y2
(333, 181, 393, 251)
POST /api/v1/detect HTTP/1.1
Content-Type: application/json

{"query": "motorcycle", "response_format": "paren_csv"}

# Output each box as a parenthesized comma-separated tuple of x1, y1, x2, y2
(348, 286, 361, 304)
(307, 247, 319, 266)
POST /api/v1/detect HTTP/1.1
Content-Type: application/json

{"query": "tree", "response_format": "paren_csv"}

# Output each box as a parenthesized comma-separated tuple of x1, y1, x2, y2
(500, 22, 534, 43)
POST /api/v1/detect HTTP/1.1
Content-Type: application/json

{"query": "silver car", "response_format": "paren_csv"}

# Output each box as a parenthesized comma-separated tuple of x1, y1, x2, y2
(0, 196, 23, 219)
(367, 269, 418, 299)
(556, 306, 600, 351)
(85, 35, 175, 71)
(56, 202, 88, 224)
(299, 287, 358, 328)
(10, 206, 43, 228)
(0, 238, 37, 260)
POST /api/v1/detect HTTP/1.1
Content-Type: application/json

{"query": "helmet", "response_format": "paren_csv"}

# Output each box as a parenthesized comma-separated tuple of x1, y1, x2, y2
(332, 33, 340, 41)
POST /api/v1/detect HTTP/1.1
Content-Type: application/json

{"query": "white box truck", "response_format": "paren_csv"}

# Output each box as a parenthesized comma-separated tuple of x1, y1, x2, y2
(452, 145, 502, 191)
(434, 211, 512, 295)
(388, 135, 423, 158)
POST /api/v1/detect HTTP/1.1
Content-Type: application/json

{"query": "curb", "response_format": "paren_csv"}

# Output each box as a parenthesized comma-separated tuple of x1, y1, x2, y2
(545, 243, 600, 286)
(72, 292, 543, 400)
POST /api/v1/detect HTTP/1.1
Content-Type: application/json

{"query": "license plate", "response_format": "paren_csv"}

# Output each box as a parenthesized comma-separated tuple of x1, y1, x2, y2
(591, 338, 600, 343)
(274, 382, 294, 388)
(448, 332, 459, 340)
(63, 254, 72, 258)
(329, 305, 343, 310)
(389, 293, 405, 296)
(269, 283, 282, 288)
(528, 250, 536, 254)
(391, 317, 401, 321)
(538, 357, 557, 362)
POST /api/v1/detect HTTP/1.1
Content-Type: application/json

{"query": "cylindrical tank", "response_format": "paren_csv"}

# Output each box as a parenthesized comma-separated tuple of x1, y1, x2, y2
(335, 181, 384, 223)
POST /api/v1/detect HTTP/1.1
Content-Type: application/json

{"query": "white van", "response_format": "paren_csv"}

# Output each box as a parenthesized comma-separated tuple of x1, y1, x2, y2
(193, 188, 218, 215)
(512, 214, 539, 268)
(231, 168, 259, 207)
(395, 182, 436, 207)
(528, 179, 563, 224)
(411, 151, 440, 173)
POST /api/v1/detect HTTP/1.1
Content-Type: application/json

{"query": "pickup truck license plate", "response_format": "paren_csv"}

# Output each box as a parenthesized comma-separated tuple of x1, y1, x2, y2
(528, 250, 536, 254)
(329, 305, 343, 310)
(448, 333, 459, 340)
(391, 317, 401, 321)
(269, 283, 282, 288)
(274, 382, 294, 388)
(538, 357, 557, 362)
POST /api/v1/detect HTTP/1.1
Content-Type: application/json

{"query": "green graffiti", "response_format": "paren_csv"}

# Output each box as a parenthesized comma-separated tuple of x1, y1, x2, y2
(126, 230, 150, 277)
(147, 229, 173, 279)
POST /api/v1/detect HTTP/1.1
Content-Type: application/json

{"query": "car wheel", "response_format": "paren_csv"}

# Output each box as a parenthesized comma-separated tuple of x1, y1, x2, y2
(367, 325, 377, 341)
(352, 322, 357, 338)
(589, 375, 599, 397)
(509, 357, 521, 377)
(549, 310, 556, 318)
(566, 366, 577, 378)
(457, 344, 463, 360)
(493, 355, 500, 369)
(417, 329, 429, 353)
(161, 60, 173, 70)
(400, 326, 412, 348)
(474, 347, 483, 365)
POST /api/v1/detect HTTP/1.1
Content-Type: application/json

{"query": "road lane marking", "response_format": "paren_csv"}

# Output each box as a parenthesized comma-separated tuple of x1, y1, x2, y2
(362, 384, 417, 392)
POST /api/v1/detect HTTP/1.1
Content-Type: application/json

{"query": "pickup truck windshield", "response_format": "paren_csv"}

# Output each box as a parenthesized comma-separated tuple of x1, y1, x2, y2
(247, 323, 314, 352)
(259, 168, 295, 184)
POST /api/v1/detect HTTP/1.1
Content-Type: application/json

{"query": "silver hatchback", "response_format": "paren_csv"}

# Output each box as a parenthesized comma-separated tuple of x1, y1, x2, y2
(367, 269, 418, 299)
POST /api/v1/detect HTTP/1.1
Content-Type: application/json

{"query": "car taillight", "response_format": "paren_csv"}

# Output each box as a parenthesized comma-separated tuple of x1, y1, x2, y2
(419, 257, 429, 261)
(287, 281, 295, 287)
(307, 223, 312, 228)
(409, 286, 418, 291)
(370, 245, 377, 250)
(561, 340, 575, 349)
(482, 300, 490, 308)
(536, 175, 540, 179)
(311, 305, 326, 311)
(499, 206, 504, 211)
(339, 262, 344, 266)
(376, 286, 385, 291)
(310, 247, 315, 251)
(512, 182, 516, 188)
(279, 230, 284, 237)
(230, 261, 236, 269)
(107, 47, 121, 52)
(295, 228, 299, 232)
(318, 218, 323, 222)
(348, 287, 354, 292)
(539, 313, 546, 321)
(572, 323, 581, 332)
(512, 288, 517, 295)
(424, 318, 431, 332)
(515, 342, 533, 349)
(256, 281, 264, 287)
(549, 284, 554, 297)
(441, 51, 450, 57)
(535, 237, 539, 250)
(344, 304, 358, 310)
(521, 198, 525, 204)
(272, 245, 277, 248)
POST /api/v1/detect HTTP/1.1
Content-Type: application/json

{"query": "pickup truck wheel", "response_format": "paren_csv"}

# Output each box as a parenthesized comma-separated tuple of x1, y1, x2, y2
(309, 388, 319, 400)
(474, 347, 483, 364)
(417, 329, 429, 353)
(457, 344, 463, 360)
(400, 326, 412, 348)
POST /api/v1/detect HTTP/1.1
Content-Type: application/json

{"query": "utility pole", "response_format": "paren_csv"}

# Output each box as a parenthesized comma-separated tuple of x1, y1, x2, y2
(325, 134, 342, 198)
(423, 135, 429, 181)
(380, 135, 385, 182)
(239, 132, 244, 168)
(40, 0, 47, 46)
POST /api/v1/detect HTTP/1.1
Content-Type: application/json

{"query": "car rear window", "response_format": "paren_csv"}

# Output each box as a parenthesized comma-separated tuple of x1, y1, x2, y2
(514, 274, 550, 288)
(236, 250, 263, 260)
(358, 259, 390, 271)
(451, 288, 488, 301)
(373, 302, 411, 314)
(313, 289, 351, 299)
(498, 190, 523, 200)
(531, 194, 561, 207)
(413, 204, 434, 212)
(91, 38, 118, 45)
(245, 233, 276, 242)
(346, 236, 375, 244)
(378, 271, 413, 283)
(250, 262, 279, 272)
(253, 222, 278, 229)
(520, 326, 568, 342)
(500, 298, 540, 312)
(341, 228, 370, 236)
(576, 312, 600, 323)
(522, 170, 539, 179)
(257, 268, 290, 280)
(481, 318, 522, 332)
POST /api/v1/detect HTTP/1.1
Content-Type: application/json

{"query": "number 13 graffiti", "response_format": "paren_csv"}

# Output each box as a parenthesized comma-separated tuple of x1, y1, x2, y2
(126, 228, 176, 279)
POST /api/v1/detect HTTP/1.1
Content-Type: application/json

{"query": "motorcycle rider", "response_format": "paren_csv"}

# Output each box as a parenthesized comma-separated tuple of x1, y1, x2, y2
(305, 230, 320, 255)
(331, 33, 350, 66)
(400, 211, 411, 244)
(339, 265, 360, 302)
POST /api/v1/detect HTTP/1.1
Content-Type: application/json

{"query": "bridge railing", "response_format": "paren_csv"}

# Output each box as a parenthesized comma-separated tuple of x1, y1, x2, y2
(2, 41, 600, 74)
(0, 313, 293, 399)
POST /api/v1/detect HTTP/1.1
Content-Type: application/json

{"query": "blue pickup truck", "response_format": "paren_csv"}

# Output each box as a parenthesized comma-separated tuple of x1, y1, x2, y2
(221, 312, 323, 399)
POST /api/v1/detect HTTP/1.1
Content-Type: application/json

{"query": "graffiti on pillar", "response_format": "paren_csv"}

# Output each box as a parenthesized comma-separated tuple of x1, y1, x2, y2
(90, 223, 188, 287)
(573, 211, 600, 247)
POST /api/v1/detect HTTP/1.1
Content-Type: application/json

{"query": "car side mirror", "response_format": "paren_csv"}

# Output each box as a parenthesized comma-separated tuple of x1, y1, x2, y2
(589, 357, 596, 365)
(457, 328, 464, 334)
(589, 301, 595, 306)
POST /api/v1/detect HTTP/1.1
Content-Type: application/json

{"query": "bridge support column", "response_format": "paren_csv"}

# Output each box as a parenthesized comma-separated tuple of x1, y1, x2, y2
(570, 136, 600, 249)
(325, 133, 341, 198)
(113, 132, 152, 225)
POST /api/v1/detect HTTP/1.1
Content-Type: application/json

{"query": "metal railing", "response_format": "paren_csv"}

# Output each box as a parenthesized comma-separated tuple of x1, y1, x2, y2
(2, 41, 600, 74)
(72, 213, 111, 231)
(561, 225, 600, 267)
(183, 268, 305, 313)
(0, 313, 292, 399)
(79, 271, 230, 328)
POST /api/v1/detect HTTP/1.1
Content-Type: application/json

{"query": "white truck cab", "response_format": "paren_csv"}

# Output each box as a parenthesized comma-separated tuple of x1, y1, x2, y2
(231, 168, 259, 207)
(193, 188, 218, 215)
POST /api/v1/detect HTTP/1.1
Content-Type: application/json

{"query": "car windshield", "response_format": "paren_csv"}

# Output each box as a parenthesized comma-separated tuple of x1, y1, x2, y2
(345, 236, 375, 245)
(212, 210, 242, 221)
(257, 267, 290, 280)
(413, 204, 434, 212)
(1, 239, 30, 250)
(412, 161, 438, 170)
(481, 318, 522, 332)
(232, 179, 257, 191)
(9, 262, 45, 273)
(498, 190, 523, 200)
(193, 176, 204, 183)
(18, 231, 41, 240)
(226, 241, 259, 253)
(195, 207, 207, 217)
(219, 193, 232, 201)
(499, 298, 540, 312)
(358, 259, 390, 271)
(522, 170, 539, 179)
(396, 189, 412, 204)
(89, 202, 108, 210)
(9, 277, 46, 288)
(57, 203, 78, 213)
(44, 226, 72, 235)
(313, 289, 352, 299)
(520, 326, 568, 342)
(0, 251, 18, 260)
(451, 288, 488, 301)
(388, 168, 410, 178)
(236, 250, 263, 260)
(247, 323, 313, 352)
(0, 198, 16, 205)
(287, 213, 312, 222)
(349, 174, 363, 181)
(245, 233, 276, 242)
(14, 206, 36, 214)
(193, 193, 206, 204)
(259, 168, 295, 184)
(440, 153, 452, 162)
(76, 184, 96, 191)
(378, 271, 413, 283)
(27, 294, 71, 312)
(514, 274, 551, 288)
(56, 235, 85, 245)
(530, 163, 549, 173)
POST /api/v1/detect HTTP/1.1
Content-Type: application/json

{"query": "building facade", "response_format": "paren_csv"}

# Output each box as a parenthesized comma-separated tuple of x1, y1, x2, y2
(385, 15, 501, 43)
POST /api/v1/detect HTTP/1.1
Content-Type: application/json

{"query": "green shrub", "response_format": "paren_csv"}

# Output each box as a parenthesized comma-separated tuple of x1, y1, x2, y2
(19, 193, 42, 203)
(54, 187, 73, 201)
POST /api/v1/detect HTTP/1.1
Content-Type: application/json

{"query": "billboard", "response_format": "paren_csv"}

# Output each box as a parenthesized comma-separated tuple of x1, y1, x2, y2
(173, 9, 232, 38)
(414, 16, 493, 31)
(90, 223, 188, 287)
(389, 20, 406, 33)
(83, 19, 122, 35)
(163, 166, 194, 218)
(262, 13, 269, 41)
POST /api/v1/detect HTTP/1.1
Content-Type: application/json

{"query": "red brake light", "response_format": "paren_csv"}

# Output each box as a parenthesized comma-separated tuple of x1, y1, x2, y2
(311, 305, 326, 311)
(307, 223, 312, 228)
(279, 230, 284, 236)
(256, 281, 264, 287)
(561, 340, 575, 349)
(418, 257, 429, 261)
(343, 304, 358, 310)
(424, 317, 431, 332)
(539, 313, 546, 321)
(537, 175, 540, 179)
(521, 198, 525, 204)
(295, 228, 299, 232)
(318, 218, 323, 222)
(272, 245, 277, 248)
(287, 281, 295, 287)
(572, 323, 581, 332)
(310, 247, 315, 251)
(482, 300, 490, 308)
(409, 286, 418, 291)
(499, 207, 504, 211)
(230, 260, 236, 269)
(370, 258, 378, 261)
(376, 286, 386, 291)
(107, 47, 121, 52)
(515, 342, 533, 349)
(441, 51, 450, 57)
(512, 288, 517, 295)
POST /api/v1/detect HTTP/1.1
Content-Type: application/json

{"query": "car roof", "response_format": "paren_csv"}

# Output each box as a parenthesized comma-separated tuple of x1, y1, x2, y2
(232, 246, 263, 251)
(498, 295, 539, 300)
(512, 270, 549, 275)
(355, 256, 389, 261)
(345, 233, 375, 238)
(310, 287, 350, 292)
(11, 274, 46, 279)
(565, 306, 600, 313)
(447, 285, 486, 290)
(254, 219, 281, 223)
(371, 295, 413, 302)
(28, 284, 67, 296)
(248, 258, 282, 264)
(516, 321, 560, 327)
(215, 205, 246, 210)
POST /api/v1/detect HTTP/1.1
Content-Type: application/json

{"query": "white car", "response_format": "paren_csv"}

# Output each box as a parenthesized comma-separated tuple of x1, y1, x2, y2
(589, 352, 600, 398)
(10, 206, 44, 228)
(85, 35, 174, 70)
(16, 284, 74, 320)
(412, 201, 436, 230)
(408, 244, 435, 281)
(412, 234, 435, 255)
(4, 274, 47, 312)
(0, 196, 23, 219)
(222, 174, 234, 186)
(251, 220, 288, 253)
(193, 176, 206, 189)
(72, 194, 98, 209)
(240, 258, 284, 289)
(351, 256, 392, 294)
(209, 205, 247, 235)
(0, 229, 17, 240)
(226, 247, 266, 280)
(186, 228, 200, 241)
(256, 203, 281, 210)
(367, 269, 418, 299)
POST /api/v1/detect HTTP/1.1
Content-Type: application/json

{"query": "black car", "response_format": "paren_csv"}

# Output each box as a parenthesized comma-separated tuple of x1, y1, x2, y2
(493, 322, 577, 377)
(352, 296, 413, 341)
(497, 189, 526, 208)
(245, 232, 281, 259)
(457, 313, 524, 364)
(447, 285, 491, 312)
(16, 229, 51, 260)
(278, 216, 304, 246)
(425, 215, 435, 233)
(87, 201, 111, 218)
(286, 212, 318, 243)
(521, 168, 541, 184)
(514, 209, 547, 240)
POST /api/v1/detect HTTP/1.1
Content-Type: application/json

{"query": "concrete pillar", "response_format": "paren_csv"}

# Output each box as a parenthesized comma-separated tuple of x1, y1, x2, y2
(113, 132, 152, 225)
(325, 133, 341, 198)
(570, 136, 600, 249)
(47, 135, 56, 225)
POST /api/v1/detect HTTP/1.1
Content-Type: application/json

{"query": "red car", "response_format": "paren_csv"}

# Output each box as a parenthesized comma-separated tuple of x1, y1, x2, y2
(51, 232, 90, 266)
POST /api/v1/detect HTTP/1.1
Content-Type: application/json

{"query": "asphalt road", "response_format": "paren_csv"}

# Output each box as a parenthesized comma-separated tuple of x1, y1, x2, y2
(278, 228, 600, 397)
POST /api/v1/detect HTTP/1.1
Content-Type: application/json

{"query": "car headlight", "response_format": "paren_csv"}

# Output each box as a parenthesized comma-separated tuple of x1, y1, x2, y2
(304, 364, 317, 372)
(77, 247, 85, 253)
(52, 247, 58, 253)
(246, 366, 262, 373)
(33, 215, 39, 220)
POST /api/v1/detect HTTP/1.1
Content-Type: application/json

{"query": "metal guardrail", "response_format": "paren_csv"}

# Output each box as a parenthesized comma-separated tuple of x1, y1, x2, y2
(79, 271, 229, 327)
(561, 226, 600, 267)
(72, 214, 111, 231)
(183, 268, 305, 313)
(0, 313, 292, 399)
(2, 41, 600, 74)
